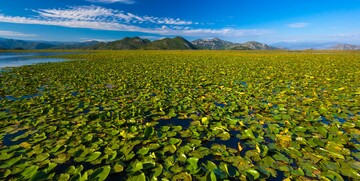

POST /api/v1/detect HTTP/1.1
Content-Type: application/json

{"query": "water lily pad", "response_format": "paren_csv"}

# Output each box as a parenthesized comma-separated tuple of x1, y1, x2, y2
(2, 50, 360, 180)
(85, 151, 101, 162)
(89, 165, 111, 181)
(186, 157, 199, 171)
(30, 171, 48, 181)
(172, 172, 192, 181)
(144, 127, 154, 139)
(0, 155, 22, 168)
(21, 165, 38, 179)
(246, 168, 260, 180)
(127, 161, 143, 173)
(206, 171, 217, 181)
(137, 147, 150, 156)
(128, 172, 146, 181)
(242, 129, 255, 140)
(322, 170, 344, 181)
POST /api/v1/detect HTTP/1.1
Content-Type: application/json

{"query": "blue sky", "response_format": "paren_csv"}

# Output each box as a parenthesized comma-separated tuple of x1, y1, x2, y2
(0, 0, 360, 43)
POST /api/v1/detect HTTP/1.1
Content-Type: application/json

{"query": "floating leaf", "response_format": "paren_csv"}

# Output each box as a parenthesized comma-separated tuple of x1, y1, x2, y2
(169, 138, 182, 145)
(0, 152, 14, 161)
(21, 165, 38, 179)
(152, 164, 163, 177)
(246, 168, 260, 180)
(114, 164, 124, 173)
(144, 127, 154, 139)
(206, 171, 217, 181)
(322, 170, 344, 181)
(89, 165, 111, 181)
(127, 172, 146, 181)
(186, 157, 199, 170)
(137, 147, 150, 156)
(58, 173, 70, 181)
(127, 161, 143, 173)
(172, 172, 192, 181)
(69, 173, 81, 181)
(0, 156, 22, 168)
(34, 153, 50, 162)
(85, 151, 101, 162)
(30, 171, 48, 181)
(44, 162, 57, 173)
(242, 129, 255, 140)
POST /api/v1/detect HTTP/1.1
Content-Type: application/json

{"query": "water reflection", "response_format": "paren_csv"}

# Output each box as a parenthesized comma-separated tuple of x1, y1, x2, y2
(0, 52, 81, 68)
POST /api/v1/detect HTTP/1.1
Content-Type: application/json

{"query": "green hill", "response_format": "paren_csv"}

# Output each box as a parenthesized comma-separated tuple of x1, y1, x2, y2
(144, 36, 196, 50)
(0, 38, 56, 50)
(241, 41, 279, 50)
(91, 37, 150, 50)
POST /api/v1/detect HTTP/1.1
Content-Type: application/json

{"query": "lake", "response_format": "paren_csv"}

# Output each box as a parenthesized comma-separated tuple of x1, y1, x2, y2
(0, 52, 78, 68)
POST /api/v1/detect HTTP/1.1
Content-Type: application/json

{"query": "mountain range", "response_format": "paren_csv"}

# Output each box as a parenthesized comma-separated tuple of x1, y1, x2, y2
(91, 36, 197, 50)
(327, 44, 360, 50)
(0, 36, 278, 50)
(192, 38, 278, 50)
(0, 36, 359, 50)
(271, 42, 360, 50)
(0, 38, 98, 50)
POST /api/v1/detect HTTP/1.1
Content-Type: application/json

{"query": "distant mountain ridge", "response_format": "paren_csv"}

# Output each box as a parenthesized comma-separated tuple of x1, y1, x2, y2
(144, 36, 197, 50)
(0, 36, 277, 50)
(191, 38, 279, 50)
(328, 43, 360, 50)
(271, 42, 360, 50)
(2, 36, 358, 50)
(191, 38, 234, 50)
(89, 36, 196, 50)
(0, 38, 56, 50)
(0, 38, 98, 50)
(91, 37, 150, 50)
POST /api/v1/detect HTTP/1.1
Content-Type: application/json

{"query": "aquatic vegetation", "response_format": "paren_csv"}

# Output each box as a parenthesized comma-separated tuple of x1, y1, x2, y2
(0, 50, 360, 180)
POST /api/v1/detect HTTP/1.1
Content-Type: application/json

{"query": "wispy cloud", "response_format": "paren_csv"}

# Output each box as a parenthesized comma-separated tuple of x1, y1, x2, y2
(0, 30, 37, 37)
(31, 6, 194, 25)
(138, 36, 166, 40)
(85, 0, 135, 4)
(33, 6, 114, 20)
(80, 38, 116, 42)
(287, 22, 310, 28)
(327, 32, 360, 43)
(0, 6, 270, 38)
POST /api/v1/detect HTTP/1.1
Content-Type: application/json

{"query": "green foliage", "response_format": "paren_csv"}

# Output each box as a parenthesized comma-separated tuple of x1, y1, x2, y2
(1, 50, 360, 180)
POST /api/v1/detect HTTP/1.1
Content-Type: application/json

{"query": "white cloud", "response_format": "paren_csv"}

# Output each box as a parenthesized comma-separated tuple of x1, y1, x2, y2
(31, 6, 195, 26)
(80, 38, 116, 42)
(157, 18, 192, 25)
(0, 6, 270, 38)
(0, 30, 37, 37)
(326, 32, 360, 43)
(287, 22, 310, 28)
(138, 36, 165, 40)
(85, 0, 135, 4)
(33, 6, 113, 21)
(0, 13, 141, 31)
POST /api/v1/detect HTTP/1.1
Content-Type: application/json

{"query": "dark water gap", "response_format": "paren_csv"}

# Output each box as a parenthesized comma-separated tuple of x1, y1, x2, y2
(2, 129, 31, 146)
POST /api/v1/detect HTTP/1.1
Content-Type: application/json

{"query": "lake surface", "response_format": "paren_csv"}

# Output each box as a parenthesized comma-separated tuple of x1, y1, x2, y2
(0, 52, 78, 68)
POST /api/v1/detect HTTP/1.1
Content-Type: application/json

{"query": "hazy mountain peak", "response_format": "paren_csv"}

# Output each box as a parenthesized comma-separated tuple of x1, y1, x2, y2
(191, 38, 234, 50)
(328, 43, 360, 50)
(271, 41, 360, 50)
(191, 38, 278, 50)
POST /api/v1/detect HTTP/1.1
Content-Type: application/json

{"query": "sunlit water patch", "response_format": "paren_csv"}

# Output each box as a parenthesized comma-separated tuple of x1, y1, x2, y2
(0, 52, 83, 68)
